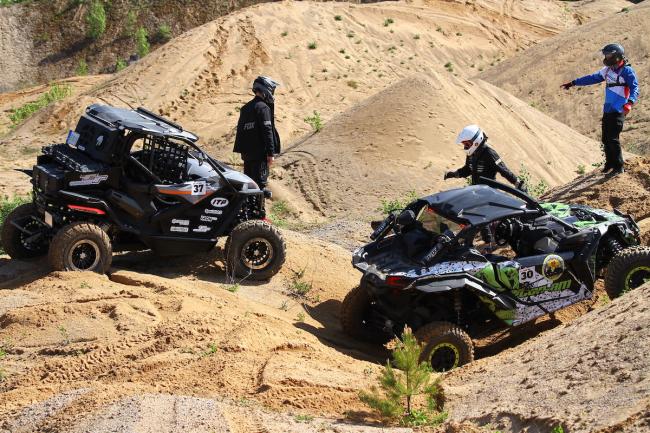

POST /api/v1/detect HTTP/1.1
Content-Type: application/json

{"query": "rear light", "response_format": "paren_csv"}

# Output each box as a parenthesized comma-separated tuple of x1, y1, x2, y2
(67, 204, 106, 215)
(386, 275, 411, 289)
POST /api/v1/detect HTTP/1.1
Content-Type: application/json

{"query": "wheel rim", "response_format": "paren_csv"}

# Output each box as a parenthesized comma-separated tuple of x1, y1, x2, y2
(624, 266, 650, 293)
(429, 342, 460, 372)
(67, 240, 101, 271)
(20, 218, 47, 252)
(240, 237, 274, 270)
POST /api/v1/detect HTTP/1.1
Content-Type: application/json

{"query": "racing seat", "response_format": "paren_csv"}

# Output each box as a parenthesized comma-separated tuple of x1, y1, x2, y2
(515, 226, 558, 257)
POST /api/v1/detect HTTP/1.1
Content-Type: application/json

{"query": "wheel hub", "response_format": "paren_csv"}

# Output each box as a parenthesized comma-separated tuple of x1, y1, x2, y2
(429, 343, 460, 372)
(625, 266, 650, 293)
(68, 240, 101, 271)
(241, 237, 274, 270)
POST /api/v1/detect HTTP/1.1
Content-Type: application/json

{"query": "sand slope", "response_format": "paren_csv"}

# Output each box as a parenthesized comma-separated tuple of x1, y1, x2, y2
(275, 73, 600, 218)
(479, 1, 650, 154)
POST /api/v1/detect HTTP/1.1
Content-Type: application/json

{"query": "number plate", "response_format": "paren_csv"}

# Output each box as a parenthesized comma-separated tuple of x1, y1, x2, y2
(44, 211, 53, 227)
(190, 181, 206, 196)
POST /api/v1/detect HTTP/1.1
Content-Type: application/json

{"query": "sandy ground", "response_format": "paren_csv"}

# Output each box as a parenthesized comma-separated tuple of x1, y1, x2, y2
(479, 1, 650, 154)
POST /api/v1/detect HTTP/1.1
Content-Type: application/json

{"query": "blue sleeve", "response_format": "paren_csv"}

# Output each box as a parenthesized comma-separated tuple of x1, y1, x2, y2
(622, 66, 639, 104)
(574, 71, 604, 86)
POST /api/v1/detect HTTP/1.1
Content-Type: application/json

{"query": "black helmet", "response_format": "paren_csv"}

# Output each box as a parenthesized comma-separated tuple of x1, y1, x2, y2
(252, 76, 279, 104)
(601, 43, 624, 67)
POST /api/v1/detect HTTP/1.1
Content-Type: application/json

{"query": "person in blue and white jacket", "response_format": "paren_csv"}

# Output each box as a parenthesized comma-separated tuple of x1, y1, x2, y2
(561, 43, 639, 176)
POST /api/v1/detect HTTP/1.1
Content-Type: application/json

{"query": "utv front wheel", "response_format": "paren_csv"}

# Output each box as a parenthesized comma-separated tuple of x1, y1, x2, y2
(340, 285, 390, 343)
(416, 321, 474, 372)
(605, 246, 650, 299)
(49, 222, 112, 273)
(226, 220, 286, 280)
(1, 203, 49, 259)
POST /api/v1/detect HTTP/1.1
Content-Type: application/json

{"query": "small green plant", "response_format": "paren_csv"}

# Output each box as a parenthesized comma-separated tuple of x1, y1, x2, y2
(289, 278, 312, 297)
(203, 342, 218, 356)
(281, 30, 288, 37)
(339, 48, 345, 54)
(383, 18, 394, 27)
(591, 161, 603, 168)
(80, 281, 90, 289)
(86, 0, 106, 40)
(334, 15, 342, 21)
(576, 164, 586, 175)
(115, 58, 127, 72)
(444, 62, 453, 72)
(157, 23, 172, 42)
(279, 300, 289, 311)
(268, 200, 291, 228)
(226, 283, 239, 293)
(413, 34, 420, 40)
(9, 83, 72, 126)
(378, 190, 418, 215)
(518, 164, 548, 198)
(135, 27, 150, 58)
(295, 414, 314, 422)
(456, 32, 462, 36)
(620, 7, 629, 13)
(59, 325, 70, 346)
(347, 80, 358, 89)
(359, 328, 446, 426)
(304, 111, 323, 132)
(296, 312, 306, 322)
(307, 41, 317, 50)
(76, 59, 88, 76)
(552, 426, 565, 433)
(124, 10, 137, 38)
(436, 26, 442, 32)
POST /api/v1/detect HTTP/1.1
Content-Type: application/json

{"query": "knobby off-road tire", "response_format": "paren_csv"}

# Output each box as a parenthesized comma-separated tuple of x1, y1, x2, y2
(48, 222, 112, 273)
(340, 285, 390, 343)
(604, 246, 650, 299)
(416, 321, 474, 372)
(226, 220, 286, 281)
(1, 203, 48, 259)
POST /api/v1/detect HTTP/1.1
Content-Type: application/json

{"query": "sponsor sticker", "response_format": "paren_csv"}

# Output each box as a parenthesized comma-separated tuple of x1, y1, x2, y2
(171, 219, 189, 226)
(69, 174, 109, 186)
(193, 225, 211, 233)
(170, 226, 189, 233)
(542, 254, 565, 281)
(210, 197, 229, 208)
(200, 215, 219, 222)
(205, 209, 223, 215)
(66, 130, 80, 147)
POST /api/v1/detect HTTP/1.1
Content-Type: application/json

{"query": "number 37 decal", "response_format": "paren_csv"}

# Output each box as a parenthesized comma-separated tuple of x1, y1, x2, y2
(190, 181, 206, 196)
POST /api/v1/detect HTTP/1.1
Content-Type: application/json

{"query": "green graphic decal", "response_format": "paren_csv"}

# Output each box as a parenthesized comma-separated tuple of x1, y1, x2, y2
(541, 202, 571, 218)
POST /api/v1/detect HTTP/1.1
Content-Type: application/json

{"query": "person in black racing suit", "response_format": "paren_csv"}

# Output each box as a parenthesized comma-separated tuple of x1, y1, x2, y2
(444, 124, 526, 190)
(233, 76, 281, 195)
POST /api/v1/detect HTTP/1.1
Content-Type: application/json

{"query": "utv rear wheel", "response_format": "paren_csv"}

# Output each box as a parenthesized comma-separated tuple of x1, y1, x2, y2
(340, 285, 390, 343)
(226, 220, 285, 280)
(416, 321, 473, 372)
(1, 203, 49, 259)
(49, 223, 112, 273)
(605, 246, 650, 299)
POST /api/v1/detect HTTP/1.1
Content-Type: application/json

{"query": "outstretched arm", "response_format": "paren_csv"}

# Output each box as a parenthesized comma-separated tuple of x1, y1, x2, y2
(445, 158, 470, 179)
(574, 69, 606, 86)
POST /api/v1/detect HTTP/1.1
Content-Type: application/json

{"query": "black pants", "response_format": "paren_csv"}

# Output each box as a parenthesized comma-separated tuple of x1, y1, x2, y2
(602, 112, 625, 170)
(243, 159, 269, 189)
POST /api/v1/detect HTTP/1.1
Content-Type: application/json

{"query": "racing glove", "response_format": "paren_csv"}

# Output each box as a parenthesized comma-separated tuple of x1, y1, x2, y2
(623, 102, 633, 115)
(443, 171, 455, 180)
(560, 81, 575, 90)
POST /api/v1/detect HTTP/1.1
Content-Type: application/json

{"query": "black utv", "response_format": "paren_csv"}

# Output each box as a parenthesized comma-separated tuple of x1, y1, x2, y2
(1, 104, 285, 280)
(342, 179, 649, 371)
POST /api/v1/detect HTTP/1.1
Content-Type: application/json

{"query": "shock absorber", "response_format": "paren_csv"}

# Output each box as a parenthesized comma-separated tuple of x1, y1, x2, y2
(454, 290, 462, 325)
(606, 236, 624, 257)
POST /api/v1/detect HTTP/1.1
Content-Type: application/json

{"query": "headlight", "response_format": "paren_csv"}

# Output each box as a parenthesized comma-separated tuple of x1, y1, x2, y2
(242, 181, 259, 191)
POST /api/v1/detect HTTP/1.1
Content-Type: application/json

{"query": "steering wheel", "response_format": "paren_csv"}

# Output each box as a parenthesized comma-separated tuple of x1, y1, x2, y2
(494, 219, 514, 247)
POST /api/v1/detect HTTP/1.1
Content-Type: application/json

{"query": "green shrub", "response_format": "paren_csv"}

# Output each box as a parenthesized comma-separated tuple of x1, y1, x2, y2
(518, 164, 548, 198)
(334, 15, 342, 21)
(124, 10, 137, 37)
(359, 328, 447, 426)
(76, 59, 88, 76)
(383, 18, 394, 27)
(347, 80, 358, 89)
(135, 27, 150, 57)
(157, 23, 172, 42)
(86, 0, 106, 40)
(281, 30, 288, 37)
(378, 190, 418, 215)
(307, 41, 317, 49)
(576, 163, 586, 175)
(0, 195, 31, 254)
(303, 111, 323, 132)
(9, 84, 72, 127)
(115, 58, 127, 72)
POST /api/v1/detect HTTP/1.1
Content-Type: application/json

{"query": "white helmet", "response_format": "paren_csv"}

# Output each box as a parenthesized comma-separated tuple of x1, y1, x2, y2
(456, 124, 485, 156)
